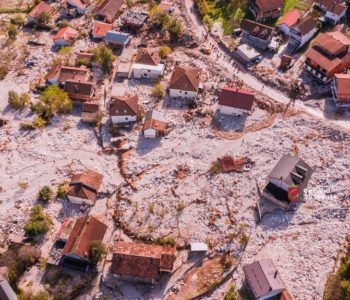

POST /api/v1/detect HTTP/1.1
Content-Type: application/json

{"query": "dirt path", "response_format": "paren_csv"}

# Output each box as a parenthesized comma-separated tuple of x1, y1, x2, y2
(182, 0, 350, 132)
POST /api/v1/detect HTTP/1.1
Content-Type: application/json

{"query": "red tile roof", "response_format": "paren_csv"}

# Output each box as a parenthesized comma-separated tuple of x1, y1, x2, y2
(277, 10, 301, 28)
(29, 1, 53, 18)
(134, 48, 160, 66)
(218, 87, 255, 111)
(294, 16, 317, 35)
(169, 66, 201, 92)
(54, 27, 79, 42)
(46, 65, 88, 82)
(63, 216, 107, 258)
(143, 110, 167, 133)
(111, 242, 176, 280)
(64, 80, 94, 102)
(256, 0, 283, 12)
(92, 21, 113, 38)
(109, 95, 139, 116)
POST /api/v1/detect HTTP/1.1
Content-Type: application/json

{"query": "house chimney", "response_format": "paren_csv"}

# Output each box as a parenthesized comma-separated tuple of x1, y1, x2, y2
(291, 172, 303, 184)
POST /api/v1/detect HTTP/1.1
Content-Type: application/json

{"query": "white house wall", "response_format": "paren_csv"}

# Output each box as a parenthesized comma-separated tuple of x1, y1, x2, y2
(300, 28, 317, 48)
(144, 128, 157, 138)
(169, 88, 197, 98)
(67, 195, 94, 206)
(269, 177, 289, 191)
(132, 67, 164, 79)
(219, 105, 250, 116)
(111, 115, 137, 124)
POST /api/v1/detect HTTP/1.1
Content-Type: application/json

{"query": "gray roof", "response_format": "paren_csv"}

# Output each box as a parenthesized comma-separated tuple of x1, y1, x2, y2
(104, 31, 130, 44)
(243, 259, 286, 298)
(0, 279, 18, 300)
(144, 110, 166, 122)
(268, 155, 312, 188)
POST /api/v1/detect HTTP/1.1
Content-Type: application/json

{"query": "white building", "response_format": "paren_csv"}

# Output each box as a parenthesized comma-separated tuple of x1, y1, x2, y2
(288, 17, 317, 53)
(132, 48, 165, 79)
(325, 3, 347, 25)
(218, 87, 255, 116)
(169, 66, 202, 99)
(143, 110, 167, 138)
(109, 95, 139, 124)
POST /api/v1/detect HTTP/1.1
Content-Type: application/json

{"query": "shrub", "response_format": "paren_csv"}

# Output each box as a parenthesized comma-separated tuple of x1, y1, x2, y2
(159, 46, 171, 59)
(40, 85, 72, 116)
(20, 122, 36, 130)
(32, 117, 47, 128)
(0, 64, 9, 80)
(167, 18, 184, 41)
(239, 233, 249, 246)
(148, 203, 155, 214)
(24, 205, 52, 237)
(57, 19, 70, 28)
(203, 15, 213, 30)
(151, 83, 166, 99)
(76, 58, 91, 67)
(220, 254, 232, 271)
(224, 284, 237, 300)
(56, 185, 67, 199)
(211, 161, 222, 174)
(37, 186, 53, 203)
(155, 237, 176, 246)
(8, 91, 30, 109)
(18, 181, 29, 189)
(176, 201, 185, 211)
(8, 24, 19, 40)
(90, 240, 107, 263)
(93, 44, 116, 73)
(10, 15, 26, 26)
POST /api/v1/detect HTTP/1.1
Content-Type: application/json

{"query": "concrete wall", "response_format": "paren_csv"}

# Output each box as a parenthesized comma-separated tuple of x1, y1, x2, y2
(169, 88, 197, 98)
(144, 128, 157, 138)
(219, 105, 249, 116)
(133, 67, 163, 79)
(67, 195, 94, 206)
(111, 115, 137, 124)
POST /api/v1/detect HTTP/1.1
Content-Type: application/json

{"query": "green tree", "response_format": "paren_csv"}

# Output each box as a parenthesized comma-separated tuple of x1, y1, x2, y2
(203, 15, 213, 30)
(10, 15, 26, 26)
(8, 24, 19, 40)
(167, 18, 184, 41)
(159, 46, 171, 59)
(40, 85, 73, 116)
(37, 186, 53, 203)
(93, 45, 116, 73)
(24, 205, 52, 237)
(149, 5, 169, 29)
(90, 240, 107, 263)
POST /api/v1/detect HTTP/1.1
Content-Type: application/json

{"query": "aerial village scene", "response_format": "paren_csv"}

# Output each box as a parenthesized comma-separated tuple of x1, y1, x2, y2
(1, 0, 350, 298)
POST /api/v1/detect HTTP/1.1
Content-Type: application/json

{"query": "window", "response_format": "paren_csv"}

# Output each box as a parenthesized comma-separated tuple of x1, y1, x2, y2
(185, 92, 188, 95)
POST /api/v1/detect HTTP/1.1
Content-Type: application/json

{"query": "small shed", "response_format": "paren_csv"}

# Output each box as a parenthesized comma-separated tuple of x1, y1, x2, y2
(189, 242, 208, 252)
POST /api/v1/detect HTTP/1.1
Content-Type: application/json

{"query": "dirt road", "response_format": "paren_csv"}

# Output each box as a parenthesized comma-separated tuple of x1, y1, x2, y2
(182, 0, 350, 132)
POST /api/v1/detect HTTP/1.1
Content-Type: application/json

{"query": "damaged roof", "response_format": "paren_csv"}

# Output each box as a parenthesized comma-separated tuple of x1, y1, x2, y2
(240, 19, 274, 40)
(54, 27, 79, 42)
(95, 0, 123, 23)
(29, 1, 53, 19)
(169, 66, 201, 92)
(63, 216, 107, 258)
(64, 80, 94, 101)
(143, 110, 167, 132)
(111, 242, 176, 280)
(46, 65, 89, 83)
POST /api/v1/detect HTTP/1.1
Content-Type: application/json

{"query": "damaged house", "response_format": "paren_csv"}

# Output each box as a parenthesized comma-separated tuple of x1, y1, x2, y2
(60, 216, 107, 271)
(91, 21, 113, 39)
(261, 155, 313, 210)
(109, 95, 140, 124)
(314, 0, 348, 25)
(169, 66, 202, 99)
(104, 31, 130, 49)
(111, 242, 176, 284)
(240, 19, 274, 51)
(27, 1, 53, 24)
(304, 31, 350, 83)
(64, 80, 95, 103)
(332, 73, 350, 108)
(132, 48, 165, 79)
(119, 10, 148, 29)
(218, 87, 255, 116)
(94, 0, 123, 23)
(249, 0, 283, 23)
(53, 27, 79, 46)
(81, 102, 100, 123)
(67, 169, 103, 206)
(143, 110, 167, 138)
(243, 259, 292, 300)
(46, 65, 89, 85)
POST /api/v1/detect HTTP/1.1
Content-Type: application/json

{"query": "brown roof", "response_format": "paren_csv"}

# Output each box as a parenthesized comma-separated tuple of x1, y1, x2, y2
(109, 95, 139, 116)
(315, 33, 346, 55)
(83, 102, 100, 113)
(29, 1, 53, 18)
(218, 87, 255, 111)
(134, 48, 160, 66)
(46, 65, 88, 82)
(53, 27, 78, 42)
(143, 110, 167, 133)
(92, 21, 113, 37)
(64, 80, 94, 101)
(70, 169, 103, 191)
(276, 10, 301, 28)
(95, 0, 123, 23)
(330, 3, 347, 15)
(243, 259, 286, 299)
(240, 19, 274, 40)
(67, 185, 98, 202)
(169, 66, 201, 92)
(255, 0, 283, 12)
(334, 73, 350, 102)
(293, 17, 317, 35)
(63, 216, 107, 258)
(111, 242, 176, 280)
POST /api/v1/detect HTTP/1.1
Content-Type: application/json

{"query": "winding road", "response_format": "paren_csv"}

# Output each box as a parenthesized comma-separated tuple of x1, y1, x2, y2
(182, 0, 350, 132)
